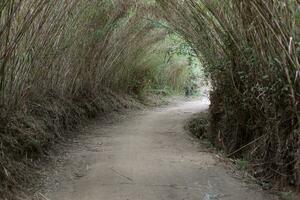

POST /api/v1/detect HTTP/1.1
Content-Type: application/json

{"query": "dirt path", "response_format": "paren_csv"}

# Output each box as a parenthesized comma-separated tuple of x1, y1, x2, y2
(38, 98, 278, 200)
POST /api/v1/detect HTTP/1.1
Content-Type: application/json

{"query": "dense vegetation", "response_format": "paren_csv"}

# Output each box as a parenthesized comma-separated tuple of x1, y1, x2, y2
(157, 0, 300, 188)
(0, 0, 200, 198)
(1, 0, 299, 198)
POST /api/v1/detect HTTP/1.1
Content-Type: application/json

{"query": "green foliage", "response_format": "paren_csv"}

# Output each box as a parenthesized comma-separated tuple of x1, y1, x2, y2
(119, 31, 205, 96)
(235, 159, 249, 171)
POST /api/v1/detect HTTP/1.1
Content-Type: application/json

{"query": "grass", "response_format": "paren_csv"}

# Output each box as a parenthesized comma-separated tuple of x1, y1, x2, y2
(280, 191, 297, 200)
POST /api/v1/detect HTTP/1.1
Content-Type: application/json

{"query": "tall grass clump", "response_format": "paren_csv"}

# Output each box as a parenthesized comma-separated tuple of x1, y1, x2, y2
(0, 0, 193, 198)
(157, 0, 300, 188)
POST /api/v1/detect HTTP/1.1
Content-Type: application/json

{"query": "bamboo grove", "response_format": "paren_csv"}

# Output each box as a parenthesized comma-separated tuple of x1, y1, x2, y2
(157, 0, 300, 187)
(1, 0, 300, 197)
(0, 0, 195, 197)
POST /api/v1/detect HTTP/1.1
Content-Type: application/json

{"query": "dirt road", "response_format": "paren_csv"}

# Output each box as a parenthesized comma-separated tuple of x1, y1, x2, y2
(39, 99, 278, 200)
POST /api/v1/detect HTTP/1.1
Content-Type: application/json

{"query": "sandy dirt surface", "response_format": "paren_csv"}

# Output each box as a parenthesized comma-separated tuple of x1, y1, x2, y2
(35, 98, 278, 200)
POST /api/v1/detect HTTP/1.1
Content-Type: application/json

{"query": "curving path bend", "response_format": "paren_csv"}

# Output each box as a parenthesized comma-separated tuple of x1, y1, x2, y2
(41, 98, 278, 200)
